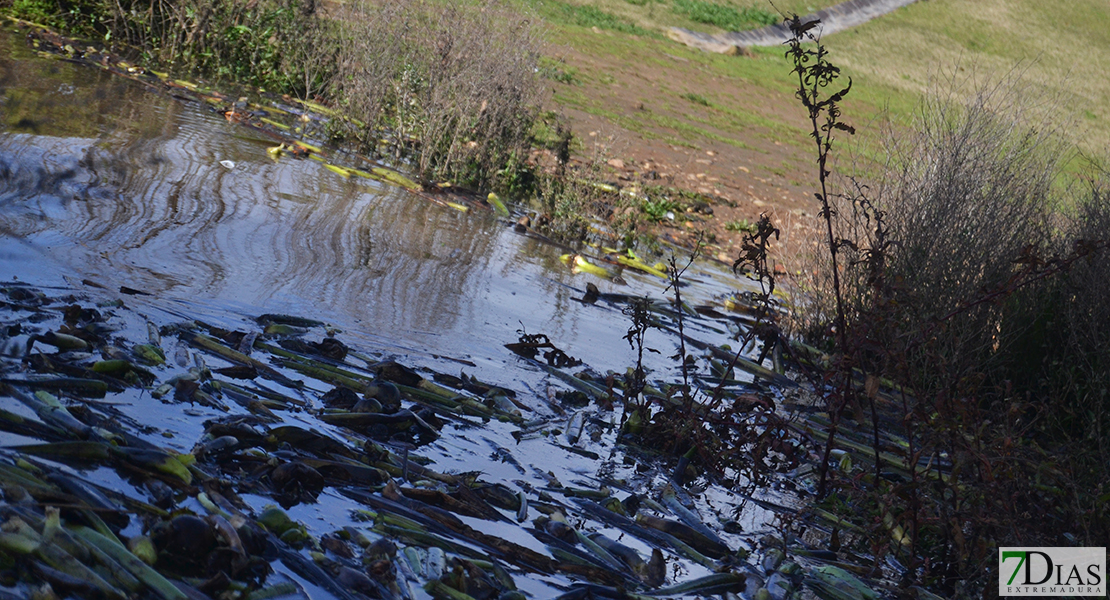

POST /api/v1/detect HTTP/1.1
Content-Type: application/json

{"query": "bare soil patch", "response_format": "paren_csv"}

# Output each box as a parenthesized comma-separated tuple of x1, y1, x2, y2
(546, 38, 823, 262)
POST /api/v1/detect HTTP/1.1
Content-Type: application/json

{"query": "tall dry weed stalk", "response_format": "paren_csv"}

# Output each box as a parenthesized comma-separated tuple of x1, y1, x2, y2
(783, 15, 856, 499)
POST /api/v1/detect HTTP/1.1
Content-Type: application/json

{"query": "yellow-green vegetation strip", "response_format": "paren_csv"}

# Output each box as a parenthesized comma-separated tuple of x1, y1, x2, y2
(617, 255, 668, 278)
(522, 0, 841, 37)
(259, 117, 290, 131)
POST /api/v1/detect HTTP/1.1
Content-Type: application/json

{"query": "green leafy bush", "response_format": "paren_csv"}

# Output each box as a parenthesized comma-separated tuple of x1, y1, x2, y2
(5, 0, 103, 34)
(63, 0, 335, 97)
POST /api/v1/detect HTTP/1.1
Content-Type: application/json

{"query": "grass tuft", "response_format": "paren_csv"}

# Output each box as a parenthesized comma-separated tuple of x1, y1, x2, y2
(680, 91, 711, 106)
(671, 0, 778, 31)
(552, 2, 656, 36)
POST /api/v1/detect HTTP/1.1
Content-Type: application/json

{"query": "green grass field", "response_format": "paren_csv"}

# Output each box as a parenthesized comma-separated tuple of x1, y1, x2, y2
(525, 0, 842, 35)
(833, 0, 1110, 154)
(525, 0, 1110, 176)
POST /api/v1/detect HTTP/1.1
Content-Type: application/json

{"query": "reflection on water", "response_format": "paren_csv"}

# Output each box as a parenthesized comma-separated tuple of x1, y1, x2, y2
(0, 28, 758, 379)
(0, 33, 801, 599)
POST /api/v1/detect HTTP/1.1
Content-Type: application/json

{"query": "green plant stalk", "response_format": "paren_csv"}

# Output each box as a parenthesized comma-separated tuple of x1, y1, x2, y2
(71, 526, 187, 600)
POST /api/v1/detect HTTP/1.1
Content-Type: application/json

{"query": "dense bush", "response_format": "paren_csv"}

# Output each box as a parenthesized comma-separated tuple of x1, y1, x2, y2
(821, 75, 1067, 387)
(0, 0, 326, 93)
(2, 0, 102, 34)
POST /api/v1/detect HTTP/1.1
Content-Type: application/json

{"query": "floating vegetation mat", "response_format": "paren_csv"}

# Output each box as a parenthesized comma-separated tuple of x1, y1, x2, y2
(0, 19, 918, 600)
(0, 279, 922, 600)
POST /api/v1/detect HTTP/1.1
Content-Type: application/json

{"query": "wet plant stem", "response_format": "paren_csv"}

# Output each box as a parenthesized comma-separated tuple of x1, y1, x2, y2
(666, 238, 702, 413)
(715, 214, 781, 412)
(706, 336, 754, 412)
(669, 256, 693, 411)
(899, 385, 920, 562)
(869, 392, 881, 486)
(621, 296, 656, 431)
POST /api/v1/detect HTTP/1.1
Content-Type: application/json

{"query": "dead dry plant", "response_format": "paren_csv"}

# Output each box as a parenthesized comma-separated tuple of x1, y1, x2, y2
(792, 65, 1071, 373)
(784, 51, 1110, 596)
(332, 0, 543, 189)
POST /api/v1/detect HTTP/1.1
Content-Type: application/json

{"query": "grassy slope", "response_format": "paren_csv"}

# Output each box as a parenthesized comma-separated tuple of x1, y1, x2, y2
(536, 0, 843, 34)
(530, 0, 818, 145)
(543, 29, 806, 143)
(833, 0, 1110, 155)
(531, 0, 1110, 175)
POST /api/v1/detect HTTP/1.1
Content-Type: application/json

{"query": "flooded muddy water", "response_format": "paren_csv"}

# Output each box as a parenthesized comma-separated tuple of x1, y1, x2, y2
(0, 27, 762, 382)
(0, 26, 824, 600)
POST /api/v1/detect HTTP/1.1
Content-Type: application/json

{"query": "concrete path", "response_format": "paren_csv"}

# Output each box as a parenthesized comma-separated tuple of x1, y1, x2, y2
(668, 0, 919, 54)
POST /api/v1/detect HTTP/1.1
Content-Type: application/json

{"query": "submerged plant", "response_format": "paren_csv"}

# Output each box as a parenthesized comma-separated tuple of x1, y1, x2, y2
(663, 238, 703, 411)
(620, 296, 657, 434)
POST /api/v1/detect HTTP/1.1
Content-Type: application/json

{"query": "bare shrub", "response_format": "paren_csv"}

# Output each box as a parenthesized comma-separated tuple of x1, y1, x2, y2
(794, 70, 1070, 376)
(883, 78, 1064, 368)
(1059, 181, 1110, 402)
(783, 60, 1110, 595)
(1013, 178, 1110, 544)
(332, 0, 543, 189)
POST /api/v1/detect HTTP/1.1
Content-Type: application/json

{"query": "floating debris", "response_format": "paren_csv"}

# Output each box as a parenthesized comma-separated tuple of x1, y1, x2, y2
(0, 267, 899, 598)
